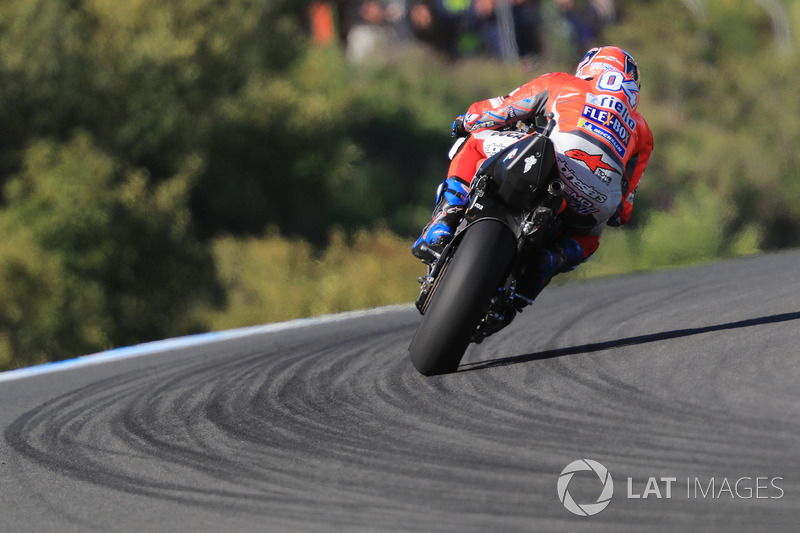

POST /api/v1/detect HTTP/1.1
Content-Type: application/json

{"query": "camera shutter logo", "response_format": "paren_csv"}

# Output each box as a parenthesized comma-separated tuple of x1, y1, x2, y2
(557, 459, 614, 516)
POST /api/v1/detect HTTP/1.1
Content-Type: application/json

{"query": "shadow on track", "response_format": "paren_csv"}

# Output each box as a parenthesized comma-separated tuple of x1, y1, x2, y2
(459, 311, 800, 373)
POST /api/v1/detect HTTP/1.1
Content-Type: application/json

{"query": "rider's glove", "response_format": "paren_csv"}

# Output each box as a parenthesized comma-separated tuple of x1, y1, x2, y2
(452, 114, 469, 138)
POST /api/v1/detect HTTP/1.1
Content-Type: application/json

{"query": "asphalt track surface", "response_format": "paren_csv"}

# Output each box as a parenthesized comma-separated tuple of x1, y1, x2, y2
(1, 250, 799, 532)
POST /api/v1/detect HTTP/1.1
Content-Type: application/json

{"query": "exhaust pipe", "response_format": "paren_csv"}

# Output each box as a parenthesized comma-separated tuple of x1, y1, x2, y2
(547, 180, 564, 196)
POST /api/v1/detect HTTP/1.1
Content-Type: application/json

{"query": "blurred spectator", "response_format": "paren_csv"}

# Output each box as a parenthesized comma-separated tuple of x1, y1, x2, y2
(470, 0, 503, 59)
(513, 0, 544, 64)
(309, 2, 338, 46)
(339, 1, 414, 63)
(465, 0, 543, 65)
(409, 2, 451, 58)
(555, 0, 616, 54)
(407, 0, 472, 60)
(344, 1, 394, 62)
(308, 0, 614, 66)
(408, 0, 542, 65)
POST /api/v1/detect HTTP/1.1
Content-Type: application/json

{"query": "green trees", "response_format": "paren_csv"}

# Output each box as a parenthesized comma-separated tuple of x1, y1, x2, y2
(0, 133, 221, 367)
(605, 0, 800, 252)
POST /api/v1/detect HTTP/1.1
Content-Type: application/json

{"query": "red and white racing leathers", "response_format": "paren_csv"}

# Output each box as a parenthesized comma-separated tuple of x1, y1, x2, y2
(450, 71, 654, 258)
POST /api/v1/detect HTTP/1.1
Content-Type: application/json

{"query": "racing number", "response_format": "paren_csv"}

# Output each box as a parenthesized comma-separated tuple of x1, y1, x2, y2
(597, 71, 625, 91)
(597, 71, 639, 109)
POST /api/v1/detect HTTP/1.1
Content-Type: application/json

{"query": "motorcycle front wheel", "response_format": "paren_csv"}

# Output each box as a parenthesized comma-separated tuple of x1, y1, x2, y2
(408, 219, 517, 376)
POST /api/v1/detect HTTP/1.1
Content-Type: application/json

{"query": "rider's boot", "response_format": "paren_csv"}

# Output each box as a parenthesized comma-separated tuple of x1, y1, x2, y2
(516, 235, 585, 307)
(412, 177, 470, 263)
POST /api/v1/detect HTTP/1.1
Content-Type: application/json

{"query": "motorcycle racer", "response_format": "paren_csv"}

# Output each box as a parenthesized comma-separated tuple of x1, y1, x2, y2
(412, 46, 654, 300)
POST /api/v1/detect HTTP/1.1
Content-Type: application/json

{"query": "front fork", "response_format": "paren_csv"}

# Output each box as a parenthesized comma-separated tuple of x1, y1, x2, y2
(469, 179, 566, 342)
(416, 178, 564, 317)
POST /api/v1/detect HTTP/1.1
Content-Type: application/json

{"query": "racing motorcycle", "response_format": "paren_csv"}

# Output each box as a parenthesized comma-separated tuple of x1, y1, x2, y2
(409, 115, 566, 376)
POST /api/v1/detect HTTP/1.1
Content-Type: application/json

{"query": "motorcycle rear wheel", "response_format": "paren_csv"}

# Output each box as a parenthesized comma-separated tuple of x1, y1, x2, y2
(408, 220, 516, 376)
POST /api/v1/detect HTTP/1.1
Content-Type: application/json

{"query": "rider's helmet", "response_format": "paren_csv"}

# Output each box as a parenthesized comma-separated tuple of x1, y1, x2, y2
(575, 46, 640, 88)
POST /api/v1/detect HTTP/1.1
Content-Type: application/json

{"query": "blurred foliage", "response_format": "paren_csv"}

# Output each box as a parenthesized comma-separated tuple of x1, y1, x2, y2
(207, 227, 420, 330)
(573, 182, 763, 280)
(0, 0, 798, 369)
(0, 132, 220, 368)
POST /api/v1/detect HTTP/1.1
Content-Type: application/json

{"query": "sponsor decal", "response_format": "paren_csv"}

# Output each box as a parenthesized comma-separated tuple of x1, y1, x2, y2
(594, 168, 614, 185)
(523, 155, 538, 173)
(492, 131, 528, 140)
(563, 188, 599, 215)
(591, 62, 618, 75)
(565, 149, 615, 174)
(621, 79, 639, 108)
(581, 105, 631, 145)
(596, 71, 639, 108)
(585, 94, 636, 130)
(559, 162, 608, 203)
(483, 131, 527, 156)
(577, 118, 627, 157)
(483, 131, 526, 156)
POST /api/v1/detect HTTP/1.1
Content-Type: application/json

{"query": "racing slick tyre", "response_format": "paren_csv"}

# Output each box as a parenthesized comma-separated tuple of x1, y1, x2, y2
(409, 220, 517, 376)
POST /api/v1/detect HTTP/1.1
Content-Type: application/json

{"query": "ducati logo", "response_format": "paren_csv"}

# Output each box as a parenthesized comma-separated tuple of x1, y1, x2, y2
(523, 155, 538, 173)
(565, 149, 615, 173)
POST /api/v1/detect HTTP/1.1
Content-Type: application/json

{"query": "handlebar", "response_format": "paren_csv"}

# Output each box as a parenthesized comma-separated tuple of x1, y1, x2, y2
(542, 113, 557, 136)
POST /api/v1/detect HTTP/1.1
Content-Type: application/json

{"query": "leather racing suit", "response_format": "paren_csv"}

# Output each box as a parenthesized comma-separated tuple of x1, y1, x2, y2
(451, 71, 654, 259)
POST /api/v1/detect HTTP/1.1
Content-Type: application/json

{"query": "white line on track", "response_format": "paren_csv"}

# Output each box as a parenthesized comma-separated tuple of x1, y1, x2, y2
(0, 305, 413, 383)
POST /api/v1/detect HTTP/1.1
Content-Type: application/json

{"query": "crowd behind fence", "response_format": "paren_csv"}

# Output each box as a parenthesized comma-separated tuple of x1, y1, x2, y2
(308, 0, 618, 68)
